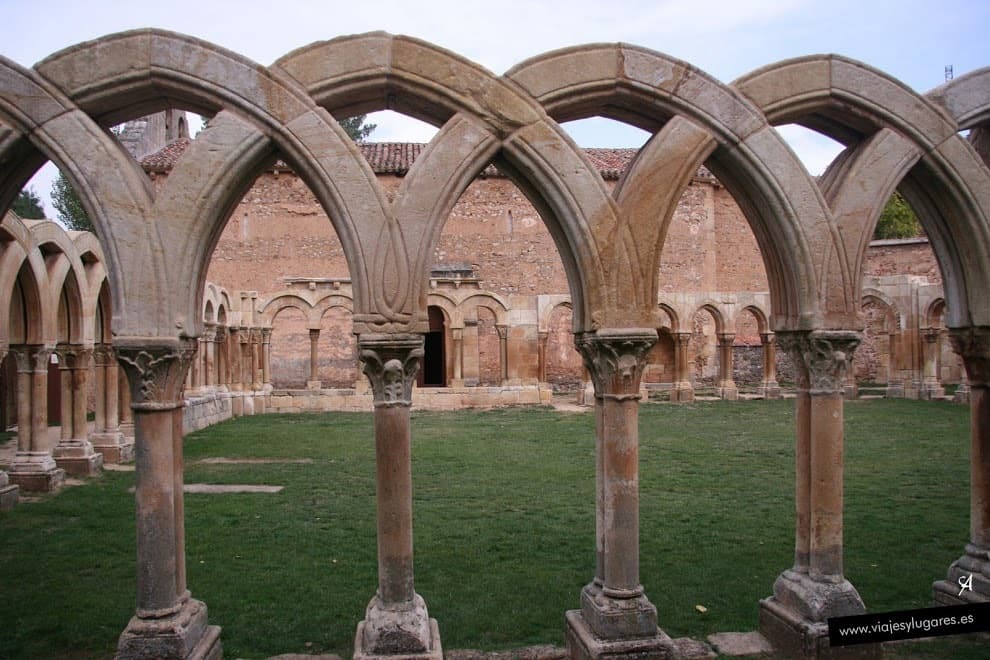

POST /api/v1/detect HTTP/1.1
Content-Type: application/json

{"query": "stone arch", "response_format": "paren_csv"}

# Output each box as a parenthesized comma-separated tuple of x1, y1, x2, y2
(508, 44, 832, 331)
(925, 297, 947, 329)
(736, 55, 990, 330)
(17, 30, 384, 339)
(260, 294, 316, 329)
(425, 291, 462, 330)
(275, 33, 620, 333)
(658, 303, 681, 334)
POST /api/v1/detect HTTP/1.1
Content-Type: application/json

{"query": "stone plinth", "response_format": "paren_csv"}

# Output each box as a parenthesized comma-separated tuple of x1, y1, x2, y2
(0, 472, 18, 510)
(354, 596, 442, 660)
(91, 432, 135, 463)
(759, 596, 880, 659)
(8, 452, 65, 493)
(932, 542, 990, 605)
(117, 597, 222, 660)
(53, 441, 104, 477)
(565, 610, 673, 660)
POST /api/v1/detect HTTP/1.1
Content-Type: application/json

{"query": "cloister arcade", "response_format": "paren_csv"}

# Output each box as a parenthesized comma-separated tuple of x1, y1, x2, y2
(0, 30, 988, 659)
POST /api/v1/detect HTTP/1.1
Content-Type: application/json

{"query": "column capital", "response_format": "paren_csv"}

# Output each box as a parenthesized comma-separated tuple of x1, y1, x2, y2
(358, 334, 424, 408)
(115, 339, 197, 410)
(92, 344, 116, 367)
(12, 344, 51, 374)
(214, 326, 228, 342)
(55, 344, 93, 370)
(777, 330, 860, 395)
(949, 326, 990, 387)
(760, 332, 775, 345)
(494, 324, 508, 340)
(261, 327, 272, 343)
(576, 329, 657, 400)
(717, 332, 736, 346)
(922, 327, 942, 342)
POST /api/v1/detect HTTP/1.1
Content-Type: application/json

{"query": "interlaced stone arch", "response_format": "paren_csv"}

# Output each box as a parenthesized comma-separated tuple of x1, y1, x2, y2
(735, 55, 990, 330)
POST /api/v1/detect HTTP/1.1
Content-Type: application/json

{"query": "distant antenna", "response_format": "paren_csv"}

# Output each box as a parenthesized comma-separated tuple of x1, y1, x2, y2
(945, 65, 954, 82)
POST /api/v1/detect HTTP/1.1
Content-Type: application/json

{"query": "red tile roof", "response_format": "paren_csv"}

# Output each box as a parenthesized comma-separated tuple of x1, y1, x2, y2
(142, 139, 713, 182)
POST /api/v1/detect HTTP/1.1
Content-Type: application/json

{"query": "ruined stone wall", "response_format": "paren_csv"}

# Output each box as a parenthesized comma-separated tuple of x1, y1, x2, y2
(862, 239, 940, 282)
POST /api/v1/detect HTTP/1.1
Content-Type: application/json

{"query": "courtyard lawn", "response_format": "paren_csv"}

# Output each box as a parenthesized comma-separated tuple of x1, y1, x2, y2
(0, 399, 981, 658)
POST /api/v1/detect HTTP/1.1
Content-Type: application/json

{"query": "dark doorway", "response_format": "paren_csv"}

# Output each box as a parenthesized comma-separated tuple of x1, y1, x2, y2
(420, 306, 446, 387)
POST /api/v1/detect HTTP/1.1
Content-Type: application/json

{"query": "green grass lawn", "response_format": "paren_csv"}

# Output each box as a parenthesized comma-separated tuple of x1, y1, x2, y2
(0, 399, 981, 658)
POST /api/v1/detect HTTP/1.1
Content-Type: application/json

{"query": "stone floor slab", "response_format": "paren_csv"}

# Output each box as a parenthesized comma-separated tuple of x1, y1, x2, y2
(707, 632, 773, 657)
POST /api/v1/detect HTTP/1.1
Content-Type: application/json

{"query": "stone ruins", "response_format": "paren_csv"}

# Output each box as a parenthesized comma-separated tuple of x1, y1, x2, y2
(0, 29, 988, 659)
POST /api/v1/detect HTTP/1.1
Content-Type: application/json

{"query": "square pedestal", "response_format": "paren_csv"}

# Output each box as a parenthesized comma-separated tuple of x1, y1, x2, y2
(54, 451, 104, 477)
(353, 617, 442, 660)
(9, 467, 65, 493)
(759, 598, 880, 659)
(117, 597, 221, 660)
(0, 483, 18, 510)
(91, 432, 135, 463)
(565, 610, 673, 660)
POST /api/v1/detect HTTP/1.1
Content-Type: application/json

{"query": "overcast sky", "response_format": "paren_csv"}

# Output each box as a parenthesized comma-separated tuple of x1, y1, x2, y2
(2, 0, 987, 216)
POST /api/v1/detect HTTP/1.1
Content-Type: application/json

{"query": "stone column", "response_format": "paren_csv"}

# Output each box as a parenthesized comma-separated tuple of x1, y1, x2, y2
(191, 336, 203, 393)
(760, 331, 870, 659)
(671, 332, 694, 403)
(250, 329, 262, 391)
(115, 339, 221, 659)
(451, 328, 464, 387)
(52, 346, 102, 476)
(307, 328, 321, 390)
(90, 345, 131, 463)
(228, 328, 242, 392)
(537, 331, 549, 384)
(921, 328, 946, 400)
(566, 329, 671, 659)
(955, 369, 971, 404)
(885, 331, 906, 398)
(354, 334, 441, 660)
(8, 345, 64, 492)
(119, 364, 135, 440)
(261, 328, 272, 391)
(495, 324, 509, 385)
(759, 332, 781, 399)
(0, 349, 19, 510)
(716, 333, 738, 400)
(202, 324, 216, 390)
(933, 327, 990, 605)
(215, 327, 228, 392)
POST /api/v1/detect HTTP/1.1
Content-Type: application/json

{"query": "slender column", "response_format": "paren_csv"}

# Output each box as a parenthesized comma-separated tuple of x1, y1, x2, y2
(250, 329, 261, 390)
(190, 336, 203, 392)
(494, 325, 509, 385)
(8, 345, 64, 492)
(228, 328, 242, 392)
(119, 364, 135, 439)
(53, 347, 102, 476)
(91, 345, 130, 463)
(671, 332, 694, 403)
(307, 328, 321, 390)
(537, 331, 549, 384)
(760, 331, 868, 657)
(921, 328, 945, 400)
(933, 327, 990, 604)
(202, 325, 216, 389)
(115, 339, 221, 659)
(716, 333, 738, 400)
(0, 349, 16, 510)
(567, 329, 669, 658)
(354, 334, 441, 659)
(215, 327, 228, 391)
(451, 328, 464, 386)
(759, 333, 781, 399)
(261, 328, 272, 390)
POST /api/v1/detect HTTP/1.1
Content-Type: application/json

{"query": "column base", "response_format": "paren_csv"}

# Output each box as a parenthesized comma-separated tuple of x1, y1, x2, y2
(53, 441, 104, 476)
(718, 383, 738, 401)
(932, 543, 990, 605)
(920, 383, 945, 400)
(579, 583, 659, 639)
(565, 610, 673, 660)
(670, 384, 694, 403)
(885, 381, 905, 399)
(953, 384, 971, 404)
(767, 570, 867, 621)
(117, 597, 222, 660)
(759, 596, 880, 659)
(306, 380, 322, 390)
(759, 382, 782, 399)
(91, 432, 135, 463)
(0, 472, 18, 510)
(354, 594, 442, 659)
(8, 452, 66, 492)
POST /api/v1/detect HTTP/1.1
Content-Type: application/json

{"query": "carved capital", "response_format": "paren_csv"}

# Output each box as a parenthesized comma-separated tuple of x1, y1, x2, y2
(214, 327, 228, 343)
(949, 326, 990, 387)
(92, 344, 115, 367)
(576, 329, 657, 400)
(12, 344, 51, 373)
(495, 324, 508, 341)
(359, 334, 424, 408)
(922, 327, 942, 343)
(717, 333, 735, 348)
(760, 332, 775, 346)
(115, 339, 197, 410)
(777, 330, 860, 395)
(673, 332, 692, 346)
(261, 327, 272, 344)
(55, 345, 92, 370)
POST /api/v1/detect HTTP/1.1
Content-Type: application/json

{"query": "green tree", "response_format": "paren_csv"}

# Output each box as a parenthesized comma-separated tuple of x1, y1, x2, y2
(52, 170, 94, 233)
(339, 114, 376, 142)
(874, 191, 922, 239)
(11, 186, 46, 219)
